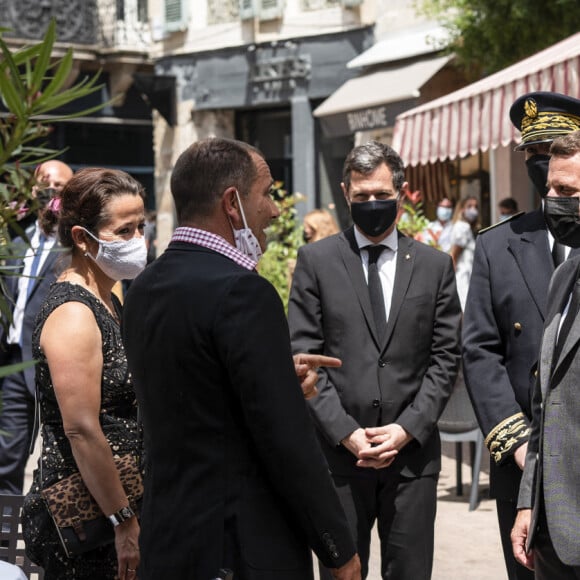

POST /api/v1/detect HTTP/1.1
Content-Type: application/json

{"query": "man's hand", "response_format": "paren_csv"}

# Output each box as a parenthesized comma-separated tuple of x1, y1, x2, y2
(514, 442, 528, 471)
(355, 424, 412, 469)
(341, 427, 373, 458)
(331, 554, 361, 580)
(511, 508, 534, 570)
(293, 354, 341, 399)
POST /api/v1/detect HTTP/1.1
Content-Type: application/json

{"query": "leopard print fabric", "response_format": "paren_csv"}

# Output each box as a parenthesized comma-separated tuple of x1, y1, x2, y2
(42, 454, 143, 527)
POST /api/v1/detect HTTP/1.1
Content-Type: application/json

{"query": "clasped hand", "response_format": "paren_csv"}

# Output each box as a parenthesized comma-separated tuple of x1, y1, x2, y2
(342, 425, 412, 469)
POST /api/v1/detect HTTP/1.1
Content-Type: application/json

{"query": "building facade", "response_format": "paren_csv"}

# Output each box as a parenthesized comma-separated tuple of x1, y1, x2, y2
(0, 0, 157, 207)
(149, 0, 472, 247)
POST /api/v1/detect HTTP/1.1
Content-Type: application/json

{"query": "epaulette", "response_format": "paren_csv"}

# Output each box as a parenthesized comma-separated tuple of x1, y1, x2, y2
(478, 211, 525, 235)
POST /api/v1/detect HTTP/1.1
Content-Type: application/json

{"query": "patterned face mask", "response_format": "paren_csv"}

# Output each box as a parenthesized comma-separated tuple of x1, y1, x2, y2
(230, 190, 263, 263)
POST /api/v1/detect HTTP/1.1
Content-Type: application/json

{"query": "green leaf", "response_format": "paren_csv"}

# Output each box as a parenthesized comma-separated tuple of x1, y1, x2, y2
(32, 71, 105, 115)
(0, 43, 25, 114)
(0, 65, 25, 117)
(18, 147, 68, 165)
(32, 48, 74, 103)
(0, 360, 37, 379)
(30, 19, 55, 95)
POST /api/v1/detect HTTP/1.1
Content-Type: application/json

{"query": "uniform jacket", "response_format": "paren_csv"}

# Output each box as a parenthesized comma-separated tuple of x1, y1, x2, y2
(122, 241, 357, 580)
(462, 209, 563, 500)
(518, 256, 580, 566)
(288, 228, 461, 478)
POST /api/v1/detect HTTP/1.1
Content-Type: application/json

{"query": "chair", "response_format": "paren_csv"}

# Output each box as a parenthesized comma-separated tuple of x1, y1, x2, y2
(438, 369, 485, 511)
(0, 495, 44, 579)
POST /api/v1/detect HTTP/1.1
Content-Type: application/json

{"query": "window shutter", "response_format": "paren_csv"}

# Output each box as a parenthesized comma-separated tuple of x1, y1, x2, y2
(259, 0, 284, 20)
(165, 0, 187, 31)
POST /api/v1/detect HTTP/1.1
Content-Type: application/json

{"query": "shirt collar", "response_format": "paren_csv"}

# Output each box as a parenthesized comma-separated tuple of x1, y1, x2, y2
(171, 227, 257, 271)
(353, 226, 398, 253)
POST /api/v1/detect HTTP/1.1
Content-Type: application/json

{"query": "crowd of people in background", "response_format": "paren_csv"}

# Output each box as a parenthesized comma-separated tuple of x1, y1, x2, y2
(3, 90, 580, 580)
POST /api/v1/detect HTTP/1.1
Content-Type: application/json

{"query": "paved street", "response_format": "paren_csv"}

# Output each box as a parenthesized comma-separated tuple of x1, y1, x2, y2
(25, 441, 506, 579)
(433, 442, 505, 580)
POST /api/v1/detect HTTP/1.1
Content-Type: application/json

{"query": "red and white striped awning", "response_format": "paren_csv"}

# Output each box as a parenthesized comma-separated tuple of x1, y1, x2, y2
(393, 32, 580, 167)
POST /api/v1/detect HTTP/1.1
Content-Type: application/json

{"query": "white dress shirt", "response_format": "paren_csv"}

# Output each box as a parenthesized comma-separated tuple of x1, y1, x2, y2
(7, 223, 56, 345)
(354, 226, 398, 322)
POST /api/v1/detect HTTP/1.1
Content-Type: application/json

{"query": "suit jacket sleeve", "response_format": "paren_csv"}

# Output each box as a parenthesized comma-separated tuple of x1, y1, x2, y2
(288, 245, 361, 446)
(518, 260, 573, 509)
(394, 252, 461, 445)
(517, 372, 541, 509)
(215, 272, 356, 568)
(462, 234, 530, 464)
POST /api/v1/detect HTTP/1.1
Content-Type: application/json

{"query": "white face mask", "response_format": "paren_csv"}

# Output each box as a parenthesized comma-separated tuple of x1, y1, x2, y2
(81, 227, 147, 281)
(464, 207, 479, 223)
(230, 190, 263, 263)
(436, 206, 453, 222)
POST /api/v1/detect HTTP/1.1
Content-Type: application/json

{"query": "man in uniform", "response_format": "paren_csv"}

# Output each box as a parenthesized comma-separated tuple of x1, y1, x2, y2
(463, 92, 580, 579)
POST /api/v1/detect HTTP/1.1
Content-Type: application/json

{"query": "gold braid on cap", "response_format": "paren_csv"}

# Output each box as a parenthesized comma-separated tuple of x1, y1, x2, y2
(520, 110, 580, 144)
(524, 98, 538, 119)
(485, 412, 530, 464)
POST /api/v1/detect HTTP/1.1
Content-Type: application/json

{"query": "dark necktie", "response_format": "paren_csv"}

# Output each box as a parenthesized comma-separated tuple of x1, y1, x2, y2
(26, 233, 46, 301)
(552, 241, 566, 268)
(366, 245, 387, 340)
(554, 279, 580, 362)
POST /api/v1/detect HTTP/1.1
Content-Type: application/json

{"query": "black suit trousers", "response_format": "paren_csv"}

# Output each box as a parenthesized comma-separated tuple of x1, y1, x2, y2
(0, 345, 36, 494)
(534, 507, 580, 580)
(320, 471, 437, 580)
(496, 499, 534, 580)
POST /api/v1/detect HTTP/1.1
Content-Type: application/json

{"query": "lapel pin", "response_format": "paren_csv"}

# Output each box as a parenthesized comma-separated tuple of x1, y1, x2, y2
(405, 254, 410, 260)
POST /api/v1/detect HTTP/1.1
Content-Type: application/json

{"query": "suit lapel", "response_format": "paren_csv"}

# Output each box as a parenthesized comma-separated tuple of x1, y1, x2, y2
(551, 261, 580, 378)
(26, 244, 59, 302)
(338, 228, 382, 347)
(382, 234, 414, 351)
(508, 216, 553, 318)
(541, 311, 561, 397)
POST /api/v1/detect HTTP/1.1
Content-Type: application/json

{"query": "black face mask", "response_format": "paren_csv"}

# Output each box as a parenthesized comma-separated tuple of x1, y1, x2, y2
(526, 154, 550, 198)
(350, 199, 398, 238)
(544, 196, 580, 248)
(36, 187, 57, 209)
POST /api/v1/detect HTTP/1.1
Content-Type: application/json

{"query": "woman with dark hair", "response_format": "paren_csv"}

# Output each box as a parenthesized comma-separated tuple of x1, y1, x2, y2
(449, 194, 479, 310)
(22, 168, 147, 579)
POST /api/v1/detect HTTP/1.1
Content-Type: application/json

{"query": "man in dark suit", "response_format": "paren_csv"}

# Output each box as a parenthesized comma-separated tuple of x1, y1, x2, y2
(122, 137, 360, 580)
(288, 141, 462, 579)
(512, 129, 580, 579)
(462, 92, 580, 580)
(0, 160, 73, 494)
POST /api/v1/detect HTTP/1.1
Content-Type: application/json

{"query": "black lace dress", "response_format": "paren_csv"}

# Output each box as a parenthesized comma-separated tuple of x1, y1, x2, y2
(22, 282, 142, 580)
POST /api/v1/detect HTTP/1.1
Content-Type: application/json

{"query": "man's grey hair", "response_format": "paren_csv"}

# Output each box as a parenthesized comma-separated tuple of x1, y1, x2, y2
(342, 141, 406, 192)
(550, 129, 580, 157)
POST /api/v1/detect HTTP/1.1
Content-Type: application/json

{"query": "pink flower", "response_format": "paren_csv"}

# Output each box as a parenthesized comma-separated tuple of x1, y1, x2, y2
(47, 196, 61, 213)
